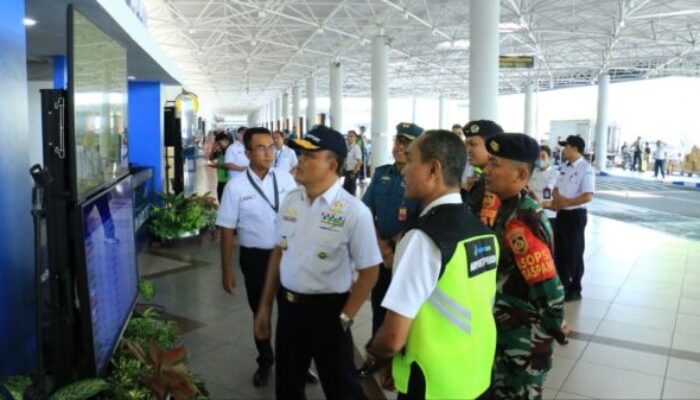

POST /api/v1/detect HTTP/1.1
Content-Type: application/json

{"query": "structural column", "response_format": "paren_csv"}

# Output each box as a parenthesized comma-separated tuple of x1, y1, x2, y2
(524, 83, 535, 137)
(411, 97, 417, 123)
(330, 60, 343, 131)
(270, 100, 276, 130)
(438, 95, 446, 129)
(282, 91, 289, 131)
(469, 0, 499, 121)
(292, 85, 300, 135)
(128, 81, 164, 191)
(371, 34, 391, 169)
(306, 74, 317, 132)
(275, 95, 282, 131)
(594, 73, 610, 171)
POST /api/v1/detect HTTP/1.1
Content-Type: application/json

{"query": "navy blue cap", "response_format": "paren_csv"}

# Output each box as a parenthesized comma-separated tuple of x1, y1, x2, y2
(287, 125, 348, 158)
(558, 135, 586, 153)
(486, 133, 540, 164)
(396, 122, 424, 141)
(464, 120, 504, 138)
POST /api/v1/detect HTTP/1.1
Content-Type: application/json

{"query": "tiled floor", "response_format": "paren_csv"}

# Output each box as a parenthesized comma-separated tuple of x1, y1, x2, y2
(139, 161, 700, 399)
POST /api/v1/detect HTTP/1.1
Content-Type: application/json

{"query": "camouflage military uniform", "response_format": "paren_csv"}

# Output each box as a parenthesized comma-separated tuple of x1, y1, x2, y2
(492, 191, 566, 400)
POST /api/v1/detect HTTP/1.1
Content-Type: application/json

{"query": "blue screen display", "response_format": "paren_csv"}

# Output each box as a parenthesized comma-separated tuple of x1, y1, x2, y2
(80, 177, 138, 374)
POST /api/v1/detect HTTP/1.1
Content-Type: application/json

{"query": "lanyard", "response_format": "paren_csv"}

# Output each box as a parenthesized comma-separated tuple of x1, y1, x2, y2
(274, 149, 282, 168)
(246, 169, 279, 212)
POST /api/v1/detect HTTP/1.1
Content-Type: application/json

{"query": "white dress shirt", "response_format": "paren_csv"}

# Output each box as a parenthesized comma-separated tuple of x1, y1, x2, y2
(277, 180, 382, 294)
(529, 165, 559, 219)
(653, 144, 666, 160)
(554, 156, 595, 210)
(216, 168, 297, 249)
(224, 141, 249, 181)
(382, 193, 462, 319)
(274, 145, 298, 172)
(345, 143, 362, 172)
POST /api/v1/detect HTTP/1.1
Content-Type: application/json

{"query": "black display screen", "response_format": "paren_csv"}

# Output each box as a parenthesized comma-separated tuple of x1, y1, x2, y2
(78, 176, 138, 374)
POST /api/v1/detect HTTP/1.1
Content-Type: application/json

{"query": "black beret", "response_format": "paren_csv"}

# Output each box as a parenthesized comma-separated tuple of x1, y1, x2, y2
(395, 122, 424, 141)
(558, 135, 586, 153)
(463, 120, 504, 138)
(486, 133, 540, 164)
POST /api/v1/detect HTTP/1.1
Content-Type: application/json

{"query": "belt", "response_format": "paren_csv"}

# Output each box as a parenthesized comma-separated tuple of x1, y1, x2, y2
(281, 288, 348, 304)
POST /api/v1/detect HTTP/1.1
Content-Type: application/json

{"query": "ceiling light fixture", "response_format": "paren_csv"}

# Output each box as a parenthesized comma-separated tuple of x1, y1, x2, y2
(250, 38, 257, 46)
(23, 18, 37, 27)
(498, 22, 523, 32)
(128, 76, 136, 80)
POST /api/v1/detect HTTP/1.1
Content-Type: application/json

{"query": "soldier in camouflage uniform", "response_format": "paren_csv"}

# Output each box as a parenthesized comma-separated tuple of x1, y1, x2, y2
(462, 120, 505, 227)
(483, 133, 568, 400)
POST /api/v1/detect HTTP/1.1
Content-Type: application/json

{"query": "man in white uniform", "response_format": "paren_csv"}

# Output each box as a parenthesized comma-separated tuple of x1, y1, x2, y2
(224, 126, 250, 180)
(216, 127, 297, 387)
(343, 130, 363, 195)
(272, 130, 298, 173)
(546, 135, 595, 302)
(529, 145, 559, 228)
(254, 125, 381, 400)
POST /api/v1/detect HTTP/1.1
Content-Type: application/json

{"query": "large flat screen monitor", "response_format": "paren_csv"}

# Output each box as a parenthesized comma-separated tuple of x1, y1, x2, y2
(69, 6, 129, 202)
(75, 176, 138, 375)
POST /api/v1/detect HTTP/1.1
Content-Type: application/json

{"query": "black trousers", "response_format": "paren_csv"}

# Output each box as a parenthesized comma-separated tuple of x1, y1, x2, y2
(216, 181, 227, 202)
(654, 159, 666, 178)
(239, 246, 275, 368)
(370, 264, 392, 336)
(275, 290, 366, 400)
(632, 152, 642, 171)
(554, 209, 588, 295)
(342, 171, 357, 196)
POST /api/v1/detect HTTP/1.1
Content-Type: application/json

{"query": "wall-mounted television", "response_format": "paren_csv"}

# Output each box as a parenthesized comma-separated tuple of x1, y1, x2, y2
(69, 5, 129, 202)
(74, 175, 138, 376)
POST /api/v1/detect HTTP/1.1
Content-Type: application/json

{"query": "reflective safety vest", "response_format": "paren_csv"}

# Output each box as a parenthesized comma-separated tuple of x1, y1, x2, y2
(393, 203, 499, 399)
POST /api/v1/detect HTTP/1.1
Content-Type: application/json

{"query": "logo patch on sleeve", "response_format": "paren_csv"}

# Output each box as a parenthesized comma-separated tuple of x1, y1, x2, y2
(464, 237, 498, 277)
(505, 219, 557, 285)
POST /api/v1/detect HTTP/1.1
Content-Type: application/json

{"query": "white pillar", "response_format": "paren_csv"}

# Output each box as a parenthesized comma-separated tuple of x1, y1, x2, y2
(372, 35, 391, 170)
(524, 83, 535, 137)
(292, 85, 300, 135)
(469, 0, 499, 121)
(306, 75, 317, 132)
(270, 101, 276, 129)
(438, 95, 446, 129)
(411, 97, 417, 124)
(330, 60, 343, 131)
(282, 91, 289, 131)
(276, 95, 282, 131)
(594, 73, 610, 171)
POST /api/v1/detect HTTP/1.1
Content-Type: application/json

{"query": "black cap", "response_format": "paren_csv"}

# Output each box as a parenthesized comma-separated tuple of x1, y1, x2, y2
(463, 120, 504, 138)
(287, 125, 348, 158)
(486, 133, 540, 164)
(558, 135, 585, 153)
(396, 122, 424, 141)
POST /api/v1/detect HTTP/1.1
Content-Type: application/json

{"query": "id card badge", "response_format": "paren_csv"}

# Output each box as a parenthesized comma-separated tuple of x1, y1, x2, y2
(398, 206, 408, 221)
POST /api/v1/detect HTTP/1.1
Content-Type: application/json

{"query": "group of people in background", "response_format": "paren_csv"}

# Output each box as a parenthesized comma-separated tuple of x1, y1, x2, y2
(210, 120, 596, 399)
(621, 137, 669, 178)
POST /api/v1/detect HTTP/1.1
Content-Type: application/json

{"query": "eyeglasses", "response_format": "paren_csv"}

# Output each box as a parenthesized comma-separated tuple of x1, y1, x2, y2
(394, 137, 412, 148)
(250, 144, 276, 154)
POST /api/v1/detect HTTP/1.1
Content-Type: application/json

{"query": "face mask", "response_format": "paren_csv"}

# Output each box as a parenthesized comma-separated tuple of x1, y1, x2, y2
(536, 160, 549, 169)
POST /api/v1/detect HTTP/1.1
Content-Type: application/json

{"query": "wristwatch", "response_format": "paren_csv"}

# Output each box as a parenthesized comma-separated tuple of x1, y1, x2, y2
(340, 312, 354, 332)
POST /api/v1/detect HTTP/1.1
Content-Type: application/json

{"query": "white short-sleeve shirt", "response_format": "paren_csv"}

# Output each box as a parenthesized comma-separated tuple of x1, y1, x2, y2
(216, 168, 297, 249)
(554, 156, 595, 210)
(381, 193, 462, 319)
(224, 141, 250, 181)
(345, 143, 362, 171)
(274, 145, 298, 173)
(277, 180, 382, 294)
(529, 166, 559, 219)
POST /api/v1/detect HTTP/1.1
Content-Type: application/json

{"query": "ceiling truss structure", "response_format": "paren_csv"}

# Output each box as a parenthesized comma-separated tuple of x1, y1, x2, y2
(143, 0, 700, 114)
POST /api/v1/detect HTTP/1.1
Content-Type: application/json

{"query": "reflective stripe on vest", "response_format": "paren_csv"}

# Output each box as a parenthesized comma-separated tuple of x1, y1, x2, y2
(427, 288, 472, 335)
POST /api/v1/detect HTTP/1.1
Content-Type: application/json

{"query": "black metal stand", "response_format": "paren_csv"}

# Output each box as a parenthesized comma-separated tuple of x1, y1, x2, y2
(25, 164, 52, 400)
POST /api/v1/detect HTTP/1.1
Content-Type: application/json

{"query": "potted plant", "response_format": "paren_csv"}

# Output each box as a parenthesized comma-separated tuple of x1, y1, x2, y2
(148, 192, 217, 245)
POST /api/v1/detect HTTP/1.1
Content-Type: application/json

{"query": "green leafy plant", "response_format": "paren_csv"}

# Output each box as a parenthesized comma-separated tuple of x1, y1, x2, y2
(123, 340, 199, 400)
(149, 192, 218, 241)
(187, 193, 218, 233)
(123, 310, 180, 350)
(47, 378, 108, 400)
(138, 279, 156, 301)
(0, 375, 32, 400)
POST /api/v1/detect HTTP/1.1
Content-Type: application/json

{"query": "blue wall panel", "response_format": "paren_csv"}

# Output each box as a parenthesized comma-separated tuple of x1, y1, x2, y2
(0, 0, 37, 375)
(52, 55, 67, 89)
(128, 81, 163, 191)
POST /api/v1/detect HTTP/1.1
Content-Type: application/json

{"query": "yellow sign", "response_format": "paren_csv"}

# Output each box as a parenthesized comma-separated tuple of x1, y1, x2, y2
(499, 56, 535, 69)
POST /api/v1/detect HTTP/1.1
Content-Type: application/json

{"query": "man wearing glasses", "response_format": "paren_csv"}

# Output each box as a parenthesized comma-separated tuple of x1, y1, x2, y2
(216, 127, 298, 387)
(357, 122, 423, 378)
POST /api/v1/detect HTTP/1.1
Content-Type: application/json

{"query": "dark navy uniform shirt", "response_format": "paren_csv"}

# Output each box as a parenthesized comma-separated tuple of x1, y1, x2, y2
(362, 163, 421, 239)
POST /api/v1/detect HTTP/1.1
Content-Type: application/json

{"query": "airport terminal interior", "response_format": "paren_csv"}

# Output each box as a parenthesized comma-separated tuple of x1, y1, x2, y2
(3, 0, 700, 399)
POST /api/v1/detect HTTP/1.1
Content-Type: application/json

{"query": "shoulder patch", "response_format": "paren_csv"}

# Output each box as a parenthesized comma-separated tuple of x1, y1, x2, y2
(464, 236, 498, 278)
(505, 219, 556, 285)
